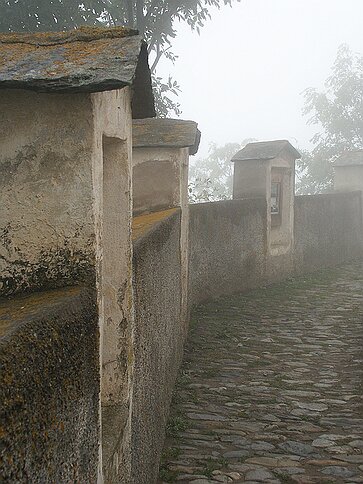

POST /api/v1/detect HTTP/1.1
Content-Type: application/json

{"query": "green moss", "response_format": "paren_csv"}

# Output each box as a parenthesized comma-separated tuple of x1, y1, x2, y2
(159, 465, 178, 483)
(202, 456, 228, 478)
(0, 26, 138, 46)
(273, 472, 295, 484)
(166, 416, 188, 438)
(161, 447, 181, 461)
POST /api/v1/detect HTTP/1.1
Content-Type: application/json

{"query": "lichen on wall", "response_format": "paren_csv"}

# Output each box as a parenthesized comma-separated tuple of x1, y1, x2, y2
(0, 286, 99, 482)
(0, 89, 96, 297)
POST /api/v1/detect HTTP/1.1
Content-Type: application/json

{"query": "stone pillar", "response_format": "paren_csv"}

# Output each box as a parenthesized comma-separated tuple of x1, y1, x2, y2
(132, 118, 200, 330)
(232, 140, 301, 267)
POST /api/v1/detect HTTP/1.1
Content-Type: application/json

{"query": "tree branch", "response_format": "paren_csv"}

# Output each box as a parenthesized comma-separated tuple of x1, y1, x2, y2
(150, 42, 162, 72)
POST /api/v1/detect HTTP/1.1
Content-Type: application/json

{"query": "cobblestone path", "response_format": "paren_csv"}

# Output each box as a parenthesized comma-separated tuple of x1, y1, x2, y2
(159, 263, 363, 484)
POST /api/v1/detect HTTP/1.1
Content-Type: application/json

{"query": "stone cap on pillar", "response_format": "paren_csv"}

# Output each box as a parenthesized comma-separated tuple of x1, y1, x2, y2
(0, 26, 155, 119)
(231, 140, 301, 163)
(133, 118, 201, 155)
(333, 150, 363, 166)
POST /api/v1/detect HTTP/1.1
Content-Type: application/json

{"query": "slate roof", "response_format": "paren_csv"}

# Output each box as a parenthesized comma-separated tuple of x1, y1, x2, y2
(334, 150, 363, 166)
(133, 118, 201, 155)
(232, 140, 301, 162)
(0, 26, 155, 118)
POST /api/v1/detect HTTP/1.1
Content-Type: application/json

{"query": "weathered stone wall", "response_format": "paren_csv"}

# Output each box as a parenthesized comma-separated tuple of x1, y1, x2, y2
(189, 192, 363, 307)
(0, 87, 135, 482)
(0, 286, 99, 483)
(0, 90, 95, 297)
(294, 191, 363, 273)
(189, 199, 268, 306)
(132, 147, 183, 215)
(131, 209, 183, 484)
(132, 144, 190, 341)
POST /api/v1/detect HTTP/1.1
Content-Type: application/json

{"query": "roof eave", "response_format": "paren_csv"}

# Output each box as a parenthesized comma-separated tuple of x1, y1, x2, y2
(0, 30, 156, 118)
(232, 141, 301, 163)
(0, 79, 130, 94)
(132, 118, 200, 152)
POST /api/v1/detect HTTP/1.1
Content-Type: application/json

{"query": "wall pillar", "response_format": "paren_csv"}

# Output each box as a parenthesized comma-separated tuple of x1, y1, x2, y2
(92, 88, 134, 484)
(132, 118, 200, 331)
(232, 140, 301, 278)
(130, 118, 200, 482)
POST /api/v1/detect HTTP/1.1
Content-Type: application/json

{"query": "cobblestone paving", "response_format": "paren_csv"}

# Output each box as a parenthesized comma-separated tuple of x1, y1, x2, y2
(159, 263, 363, 484)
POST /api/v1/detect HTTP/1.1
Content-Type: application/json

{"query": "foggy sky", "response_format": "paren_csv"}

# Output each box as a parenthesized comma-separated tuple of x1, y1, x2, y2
(157, 0, 363, 158)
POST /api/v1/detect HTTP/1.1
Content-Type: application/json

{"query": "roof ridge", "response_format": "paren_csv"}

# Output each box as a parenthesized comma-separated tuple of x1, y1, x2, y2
(0, 26, 138, 47)
(232, 139, 301, 162)
(246, 139, 289, 144)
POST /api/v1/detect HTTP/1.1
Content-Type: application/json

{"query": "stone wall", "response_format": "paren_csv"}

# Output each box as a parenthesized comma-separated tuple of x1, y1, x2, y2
(132, 147, 182, 215)
(189, 192, 363, 307)
(1, 183, 362, 484)
(0, 87, 135, 482)
(131, 209, 183, 484)
(189, 199, 268, 306)
(0, 286, 99, 483)
(294, 191, 363, 273)
(0, 90, 95, 297)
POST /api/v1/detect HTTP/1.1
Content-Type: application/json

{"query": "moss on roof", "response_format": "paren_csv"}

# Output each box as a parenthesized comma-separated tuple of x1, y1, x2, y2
(0, 26, 140, 75)
(0, 26, 155, 117)
(0, 26, 138, 46)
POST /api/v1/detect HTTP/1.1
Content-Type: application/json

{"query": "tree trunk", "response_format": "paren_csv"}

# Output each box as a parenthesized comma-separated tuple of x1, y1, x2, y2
(125, 0, 134, 27)
(136, 0, 145, 35)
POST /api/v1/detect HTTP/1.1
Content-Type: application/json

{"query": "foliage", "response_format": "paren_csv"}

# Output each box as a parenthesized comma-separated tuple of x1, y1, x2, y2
(189, 139, 255, 203)
(297, 44, 363, 194)
(152, 75, 181, 118)
(165, 415, 187, 438)
(0, 1, 104, 32)
(0, 0, 241, 117)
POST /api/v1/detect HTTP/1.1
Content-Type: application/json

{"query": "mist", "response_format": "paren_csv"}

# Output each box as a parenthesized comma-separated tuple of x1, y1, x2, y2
(156, 0, 363, 157)
(1, 3, 363, 482)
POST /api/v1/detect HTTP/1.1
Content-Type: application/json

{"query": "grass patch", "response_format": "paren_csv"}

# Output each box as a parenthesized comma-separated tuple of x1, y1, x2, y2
(161, 447, 181, 461)
(202, 367, 219, 378)
(159, 464, 178, 483)
(236, 409, 249, 418)
(189, 388, 200, 404)
(202, 457, 228, 478)
(176, 370, 193, 388)
(166, 416, 188, 438)
(273, 472, 295, 484)
(159, 447, 182, 482)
